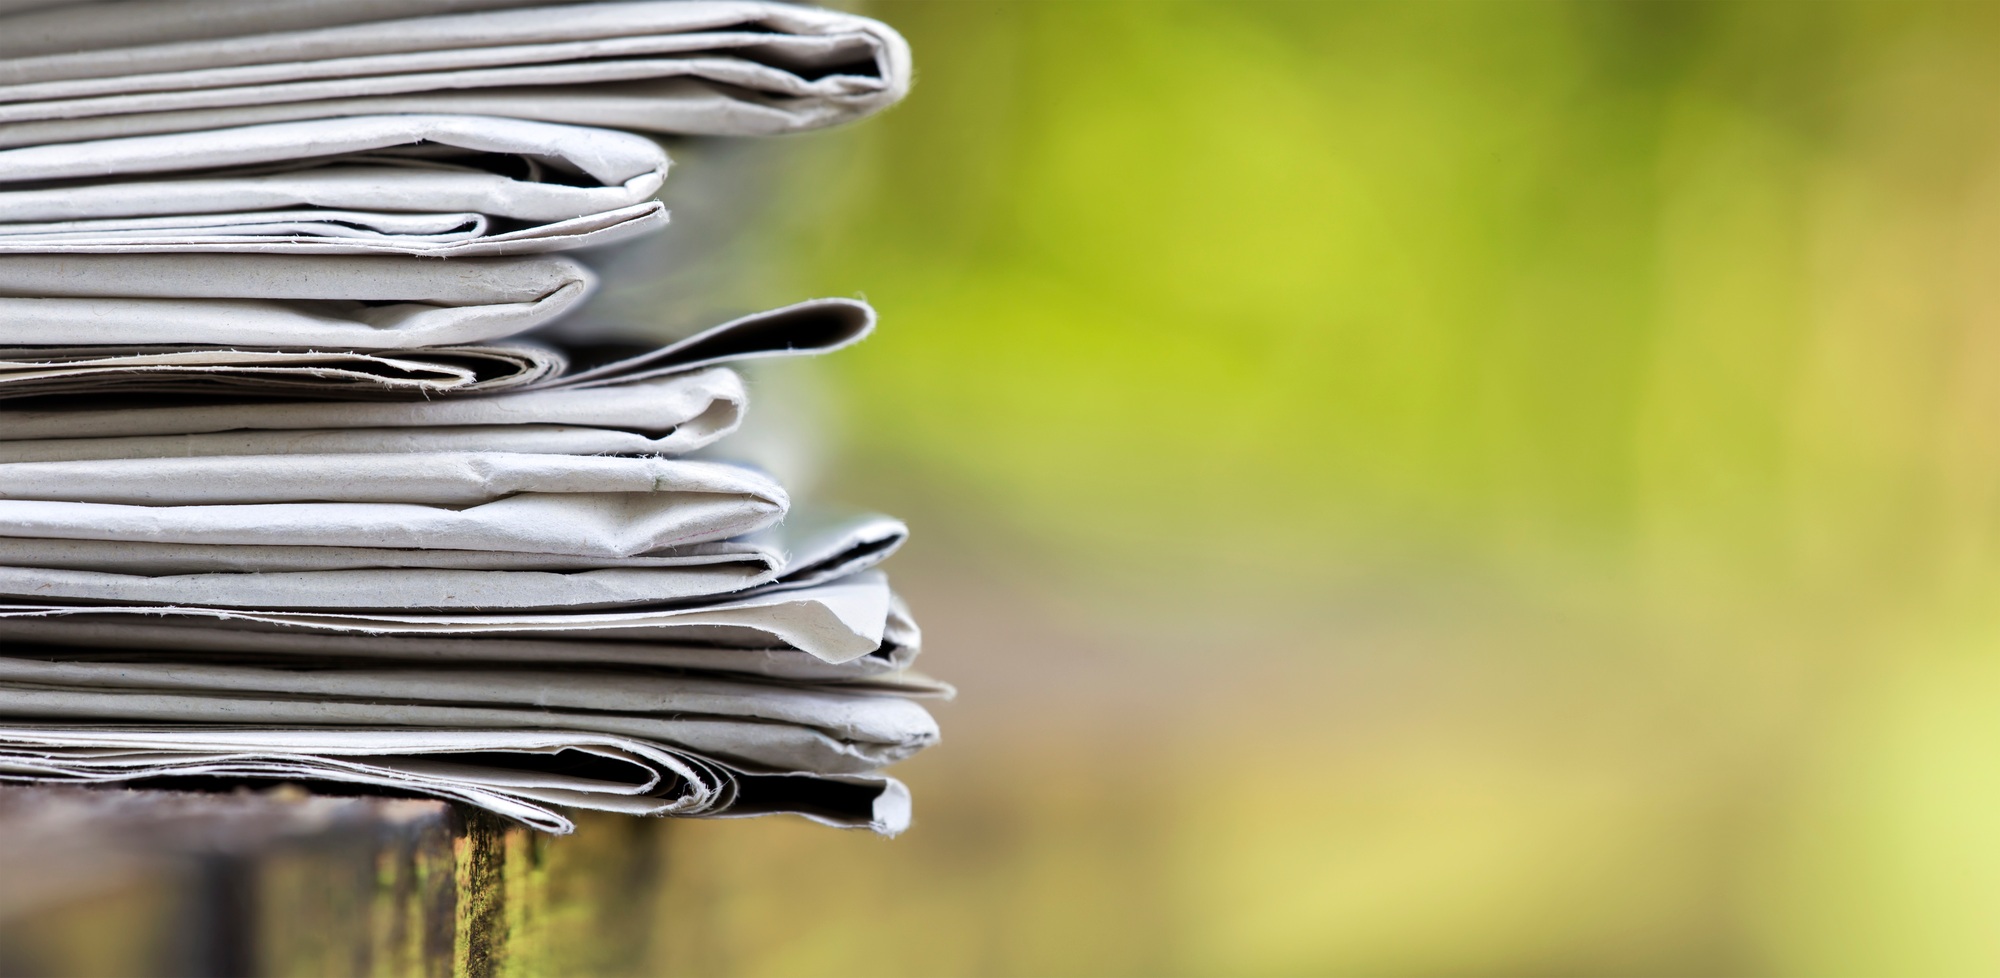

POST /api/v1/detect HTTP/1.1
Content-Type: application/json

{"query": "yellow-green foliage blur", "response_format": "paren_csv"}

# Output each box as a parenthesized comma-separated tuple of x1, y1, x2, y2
(652, 3, 2000, 975)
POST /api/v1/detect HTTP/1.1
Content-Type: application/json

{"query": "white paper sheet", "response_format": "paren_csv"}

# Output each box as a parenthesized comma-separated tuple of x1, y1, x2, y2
(0, 1, 911, 143)
(0, 508, 898, 572)
(0, 482, 788, 558)
(0, 2, 553, 57)
(0, 115, 673, 256)
(0, 725, 912, 834)
(0, 685, 920, 775)
(541, 296, 877, 387)
(0, 366, 742, 459)
(0, 253, 594, 347)
(0, 605, 928, 687)
(0, 516, 921, 680)
(0, 652, 940, 769)
(0, 343, 561, 400)
(0, 366, 717, 440)
(0, 513, 905, 612)
(0, 452, 782, 505)
(0, 297, 870, 400)
(0, 572, 895, 663)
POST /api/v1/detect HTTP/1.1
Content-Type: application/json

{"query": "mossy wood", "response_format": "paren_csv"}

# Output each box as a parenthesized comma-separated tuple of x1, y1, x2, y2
(0, 784, 666, 977)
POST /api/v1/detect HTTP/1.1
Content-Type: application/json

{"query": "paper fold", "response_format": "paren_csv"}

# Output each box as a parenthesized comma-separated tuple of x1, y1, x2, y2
(0, 1, 912, 143)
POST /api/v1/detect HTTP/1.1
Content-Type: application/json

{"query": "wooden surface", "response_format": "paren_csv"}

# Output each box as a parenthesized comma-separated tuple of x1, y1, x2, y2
(0, 784, 665, 977)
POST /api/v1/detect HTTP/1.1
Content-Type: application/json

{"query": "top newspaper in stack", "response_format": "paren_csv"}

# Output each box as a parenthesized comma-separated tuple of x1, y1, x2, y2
(0, 0, 935, 835)
(0, 0, 912, 141)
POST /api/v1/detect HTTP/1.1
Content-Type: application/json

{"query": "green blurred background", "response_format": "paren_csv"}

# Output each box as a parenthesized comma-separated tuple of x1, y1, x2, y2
(655, 2, 2000, 974)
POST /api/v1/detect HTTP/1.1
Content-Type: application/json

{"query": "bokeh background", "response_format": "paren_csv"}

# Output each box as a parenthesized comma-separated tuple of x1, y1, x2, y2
(647, 2, 2000, 974)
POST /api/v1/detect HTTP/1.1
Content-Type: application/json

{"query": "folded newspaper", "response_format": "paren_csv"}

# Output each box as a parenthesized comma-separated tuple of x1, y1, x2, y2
(0, 0, 912, 145)
(0, 115, 673, 256)
(0, 252, 596, 347)
(0, 296, 872, 399)
(0, 1, 935, 835)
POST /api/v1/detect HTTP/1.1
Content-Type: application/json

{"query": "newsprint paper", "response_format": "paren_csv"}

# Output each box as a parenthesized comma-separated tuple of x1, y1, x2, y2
(0, 0, 935, 835)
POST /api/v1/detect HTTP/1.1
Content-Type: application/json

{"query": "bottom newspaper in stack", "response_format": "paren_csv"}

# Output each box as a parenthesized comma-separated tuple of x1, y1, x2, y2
(0, 301, 940, 834)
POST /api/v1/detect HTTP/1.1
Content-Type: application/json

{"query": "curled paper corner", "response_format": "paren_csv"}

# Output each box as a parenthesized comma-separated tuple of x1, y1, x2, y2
(872, 777, 913, 837)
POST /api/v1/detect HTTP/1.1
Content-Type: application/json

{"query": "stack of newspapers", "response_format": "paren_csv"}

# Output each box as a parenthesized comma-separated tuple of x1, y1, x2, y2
(0, 0, 935, 834)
